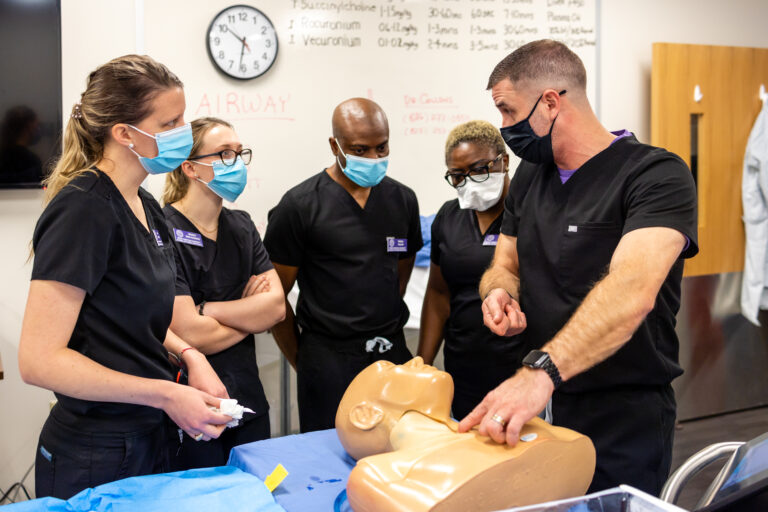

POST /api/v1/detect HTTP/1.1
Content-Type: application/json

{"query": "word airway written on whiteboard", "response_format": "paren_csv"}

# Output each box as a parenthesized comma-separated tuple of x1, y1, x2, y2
(195, 92, 294, 121)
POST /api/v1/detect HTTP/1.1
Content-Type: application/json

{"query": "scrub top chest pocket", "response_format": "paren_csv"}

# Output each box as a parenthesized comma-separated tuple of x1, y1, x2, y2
(558, 221, 623, 294)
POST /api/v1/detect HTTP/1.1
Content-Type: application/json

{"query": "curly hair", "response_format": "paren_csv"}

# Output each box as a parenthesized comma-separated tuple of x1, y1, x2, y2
(444, 120, 506, 164)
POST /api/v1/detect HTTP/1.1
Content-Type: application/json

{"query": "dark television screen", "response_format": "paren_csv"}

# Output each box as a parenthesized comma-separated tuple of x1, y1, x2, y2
(0, 0, 61, 189)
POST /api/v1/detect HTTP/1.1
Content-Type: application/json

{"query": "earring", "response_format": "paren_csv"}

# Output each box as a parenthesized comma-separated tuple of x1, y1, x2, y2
(129, 143, 134, 148)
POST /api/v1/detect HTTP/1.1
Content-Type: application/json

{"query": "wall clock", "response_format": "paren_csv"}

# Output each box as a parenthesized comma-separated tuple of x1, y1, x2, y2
(206, 5, 278, 80)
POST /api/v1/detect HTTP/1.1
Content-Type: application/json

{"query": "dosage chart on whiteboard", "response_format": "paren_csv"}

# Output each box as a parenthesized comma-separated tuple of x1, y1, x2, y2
(284, 0, 596, 53)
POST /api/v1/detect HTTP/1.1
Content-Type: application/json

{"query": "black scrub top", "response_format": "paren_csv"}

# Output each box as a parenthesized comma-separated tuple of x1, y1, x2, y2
(31, 168, 176, 425)
(164, 205, 272, 418)
(501, 134, 698, 393)
(264, 171, 423, 340)
(431, 199, 523, 363)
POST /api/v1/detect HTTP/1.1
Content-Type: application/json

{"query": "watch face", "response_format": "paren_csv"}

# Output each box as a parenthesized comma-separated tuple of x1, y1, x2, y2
(206, 5, 278, 80)
(523, 350, 548, 367)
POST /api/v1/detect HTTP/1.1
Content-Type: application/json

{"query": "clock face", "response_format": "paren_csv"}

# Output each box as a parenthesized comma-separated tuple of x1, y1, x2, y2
(206, 5, 278, 80)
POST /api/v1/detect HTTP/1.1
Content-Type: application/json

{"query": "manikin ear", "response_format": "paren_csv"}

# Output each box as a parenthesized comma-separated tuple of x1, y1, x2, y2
(349, 403, 384, 431)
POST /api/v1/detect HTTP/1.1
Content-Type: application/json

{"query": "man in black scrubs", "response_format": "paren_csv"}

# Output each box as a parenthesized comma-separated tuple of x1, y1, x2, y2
(264, 98, 422, 432)
(458, 40, 698, 496)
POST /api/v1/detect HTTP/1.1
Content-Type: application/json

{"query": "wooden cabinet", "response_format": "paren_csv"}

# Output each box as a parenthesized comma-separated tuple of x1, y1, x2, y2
(651, 43, 768, 276)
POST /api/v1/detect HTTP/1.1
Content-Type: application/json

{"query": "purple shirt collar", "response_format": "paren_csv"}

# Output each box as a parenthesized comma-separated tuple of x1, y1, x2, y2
(558, 130, 631, 184)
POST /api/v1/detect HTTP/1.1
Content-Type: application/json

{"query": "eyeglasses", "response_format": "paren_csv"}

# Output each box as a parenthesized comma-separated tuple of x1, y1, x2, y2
(444, 154, 504, 188)
(190, 148, 252, 166)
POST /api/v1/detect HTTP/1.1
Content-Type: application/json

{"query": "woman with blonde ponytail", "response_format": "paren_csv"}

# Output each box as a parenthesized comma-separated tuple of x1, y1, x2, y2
(18, 55, 231, 499)
(161, 117, 285, 469)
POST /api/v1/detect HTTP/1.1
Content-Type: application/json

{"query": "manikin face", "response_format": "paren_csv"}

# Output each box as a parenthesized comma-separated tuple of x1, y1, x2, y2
(336, 357, 454, 460)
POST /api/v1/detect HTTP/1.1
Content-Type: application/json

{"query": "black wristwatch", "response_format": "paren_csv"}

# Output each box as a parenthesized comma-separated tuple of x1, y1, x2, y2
(522, 350, 563, 389)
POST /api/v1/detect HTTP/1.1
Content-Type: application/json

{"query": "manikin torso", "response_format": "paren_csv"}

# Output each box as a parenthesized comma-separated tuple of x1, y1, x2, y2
(338, 360, 596, 512)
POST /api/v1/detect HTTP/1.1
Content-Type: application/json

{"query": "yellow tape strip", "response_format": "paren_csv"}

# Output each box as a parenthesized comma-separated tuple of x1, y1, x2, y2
(264, 463, 289, 492)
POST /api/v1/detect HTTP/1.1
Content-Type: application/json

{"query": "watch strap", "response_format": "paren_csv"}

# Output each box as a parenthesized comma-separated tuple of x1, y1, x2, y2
(523, 350, 563, 389)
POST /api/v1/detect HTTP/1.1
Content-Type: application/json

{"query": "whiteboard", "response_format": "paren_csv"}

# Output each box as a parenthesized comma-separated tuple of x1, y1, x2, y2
(142, 0, 597, 230)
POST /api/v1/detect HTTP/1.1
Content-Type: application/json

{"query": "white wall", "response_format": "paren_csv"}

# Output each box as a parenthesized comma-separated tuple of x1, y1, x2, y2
(599, 0, 768, 142)
(2, 0, 768, 497)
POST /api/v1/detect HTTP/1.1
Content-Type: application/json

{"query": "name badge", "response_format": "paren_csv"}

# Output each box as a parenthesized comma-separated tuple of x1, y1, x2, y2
(386, 237, 408, 253)
(173, 228, 204, 247)
(152, 229, 164, 247)
(482, 234, 499, 246)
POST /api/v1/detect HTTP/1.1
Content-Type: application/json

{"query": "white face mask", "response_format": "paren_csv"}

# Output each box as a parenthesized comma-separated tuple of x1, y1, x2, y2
(456, 172, 506, 212)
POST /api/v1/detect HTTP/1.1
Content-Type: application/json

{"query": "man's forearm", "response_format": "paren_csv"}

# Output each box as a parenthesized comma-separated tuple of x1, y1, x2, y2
(542, 270, 652, 382)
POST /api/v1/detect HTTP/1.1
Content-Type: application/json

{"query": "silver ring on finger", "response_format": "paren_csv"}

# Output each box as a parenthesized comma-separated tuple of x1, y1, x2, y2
(491, 414, 507, 428)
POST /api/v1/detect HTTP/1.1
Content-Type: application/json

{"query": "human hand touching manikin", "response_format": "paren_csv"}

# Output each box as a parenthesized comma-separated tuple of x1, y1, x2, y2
(335, 357, 596, 512)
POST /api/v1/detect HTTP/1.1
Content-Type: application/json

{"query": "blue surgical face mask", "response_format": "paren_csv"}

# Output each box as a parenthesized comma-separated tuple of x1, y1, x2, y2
(194, 156, 248, 202)
(335, 139, 388, 188)
(499, 90, 565, 165)
(128, 123, 194, 175)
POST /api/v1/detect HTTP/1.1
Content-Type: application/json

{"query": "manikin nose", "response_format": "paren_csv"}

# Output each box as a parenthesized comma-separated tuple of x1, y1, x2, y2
(404, 357, 424, 369)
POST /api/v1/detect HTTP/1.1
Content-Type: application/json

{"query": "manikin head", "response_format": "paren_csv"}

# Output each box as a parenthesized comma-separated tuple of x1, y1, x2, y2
(336, 357, 454, 460)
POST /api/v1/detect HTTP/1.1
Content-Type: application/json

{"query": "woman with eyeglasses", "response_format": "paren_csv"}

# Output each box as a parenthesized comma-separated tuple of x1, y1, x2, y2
(417, 120, 525, 419)
(162, 117, 285, 469)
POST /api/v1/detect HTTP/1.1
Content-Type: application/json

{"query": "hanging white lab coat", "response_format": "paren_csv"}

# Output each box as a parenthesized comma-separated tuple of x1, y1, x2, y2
(741, 98, 768, 325)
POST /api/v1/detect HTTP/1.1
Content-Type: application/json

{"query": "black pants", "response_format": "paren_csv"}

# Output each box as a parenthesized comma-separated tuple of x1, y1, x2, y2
(35, 405, 169, 500)
(297, 329, 412, 433)
(169, 413, 271, 470)
(552, 385, 676, 496)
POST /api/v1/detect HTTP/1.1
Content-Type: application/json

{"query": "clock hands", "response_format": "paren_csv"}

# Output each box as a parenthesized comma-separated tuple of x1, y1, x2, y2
(227, 25, 253, 73)
(227, 26, 245, 43)
(228, 27, 252, 53)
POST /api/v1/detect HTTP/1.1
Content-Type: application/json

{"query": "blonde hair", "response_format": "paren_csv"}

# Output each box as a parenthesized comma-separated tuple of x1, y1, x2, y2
(44, 55, 183, 204)
(161, 117, 233, 205)
(444, 120, 507, 164)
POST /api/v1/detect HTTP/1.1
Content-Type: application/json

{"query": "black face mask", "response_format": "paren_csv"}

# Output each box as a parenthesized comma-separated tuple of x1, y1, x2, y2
(499, 90, 566, 165)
